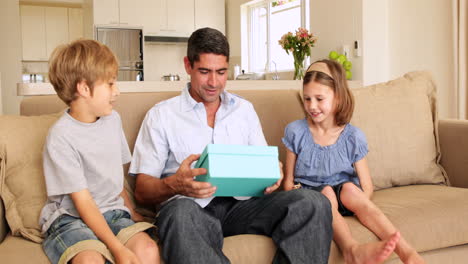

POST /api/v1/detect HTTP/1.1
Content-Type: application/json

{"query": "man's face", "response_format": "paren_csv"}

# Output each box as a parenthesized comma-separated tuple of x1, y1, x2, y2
(184, 53, 229, 104)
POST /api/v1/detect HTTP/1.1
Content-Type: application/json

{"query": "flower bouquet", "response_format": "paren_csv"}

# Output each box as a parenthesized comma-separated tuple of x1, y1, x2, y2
(278, 27, 317, 80)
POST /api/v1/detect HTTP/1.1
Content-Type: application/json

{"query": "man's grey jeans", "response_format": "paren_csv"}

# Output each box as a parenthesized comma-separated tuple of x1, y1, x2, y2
(156, 188, 333, 264)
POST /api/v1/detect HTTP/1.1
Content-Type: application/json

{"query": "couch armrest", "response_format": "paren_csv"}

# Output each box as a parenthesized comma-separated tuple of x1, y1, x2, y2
(0, 198, 8, 244)
(439, 119, 468, 188)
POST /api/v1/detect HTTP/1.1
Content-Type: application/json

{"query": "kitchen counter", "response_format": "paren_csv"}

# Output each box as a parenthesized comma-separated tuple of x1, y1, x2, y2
(17, 80, 363, 96)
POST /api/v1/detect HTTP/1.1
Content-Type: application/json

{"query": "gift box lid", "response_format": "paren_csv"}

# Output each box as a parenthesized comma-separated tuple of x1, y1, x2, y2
(195, 144, 279, 169)
(194, 144, 280, 196)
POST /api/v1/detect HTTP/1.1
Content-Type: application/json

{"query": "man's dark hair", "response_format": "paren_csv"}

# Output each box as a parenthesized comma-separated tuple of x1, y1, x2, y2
(187, 27, 230, 67)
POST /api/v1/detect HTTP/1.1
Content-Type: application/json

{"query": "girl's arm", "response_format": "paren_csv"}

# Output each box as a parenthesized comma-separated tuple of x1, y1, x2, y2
(121, 188, 145, 222)
(354, 157, 374, 199)
(283, 148, 298, 191)
(71, 189, 141, 264)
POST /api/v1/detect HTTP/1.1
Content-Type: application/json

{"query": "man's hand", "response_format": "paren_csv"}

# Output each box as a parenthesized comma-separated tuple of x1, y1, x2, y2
(167, 154, 217, 198)
(264, 161, 284, 194)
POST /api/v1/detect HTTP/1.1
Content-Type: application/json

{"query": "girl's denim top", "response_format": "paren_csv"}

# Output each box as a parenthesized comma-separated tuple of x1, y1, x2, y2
(282, 119, 368, 187)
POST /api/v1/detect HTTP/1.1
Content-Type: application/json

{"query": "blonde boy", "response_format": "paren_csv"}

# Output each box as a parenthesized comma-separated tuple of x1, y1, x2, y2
(39, 39, 160, 264)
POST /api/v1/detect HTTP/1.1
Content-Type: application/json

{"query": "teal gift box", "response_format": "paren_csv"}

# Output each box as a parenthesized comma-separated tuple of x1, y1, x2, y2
(194, 144, 280, 197)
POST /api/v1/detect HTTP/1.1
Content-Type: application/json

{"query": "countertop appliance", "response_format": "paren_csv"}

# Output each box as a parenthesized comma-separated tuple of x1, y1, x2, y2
(96, 27, 144, 81)
(161, 74, 180, 81)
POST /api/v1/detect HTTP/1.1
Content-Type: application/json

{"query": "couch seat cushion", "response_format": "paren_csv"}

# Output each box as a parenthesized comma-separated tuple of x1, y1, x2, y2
(0, 234, 50, 263)
(335, 185, 468, 261)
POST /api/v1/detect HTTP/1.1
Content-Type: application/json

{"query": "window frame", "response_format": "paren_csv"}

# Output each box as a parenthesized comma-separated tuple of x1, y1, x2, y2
(243, 0, 309, 73)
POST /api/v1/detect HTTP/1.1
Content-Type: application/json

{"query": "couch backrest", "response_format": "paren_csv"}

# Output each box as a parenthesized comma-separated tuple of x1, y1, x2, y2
(21, 89, 305, 164)
(20, 71, 448, 191)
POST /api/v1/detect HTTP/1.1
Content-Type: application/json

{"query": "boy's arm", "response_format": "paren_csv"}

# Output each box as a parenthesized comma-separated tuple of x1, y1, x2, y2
(354, 157, 374, 199)
(71, 189, 141, 264)
(120, 189, 144, 222)
(283, 148, 297, 191)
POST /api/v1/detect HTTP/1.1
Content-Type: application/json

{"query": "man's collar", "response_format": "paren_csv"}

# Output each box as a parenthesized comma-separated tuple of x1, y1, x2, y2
(181, 83, 235, 112)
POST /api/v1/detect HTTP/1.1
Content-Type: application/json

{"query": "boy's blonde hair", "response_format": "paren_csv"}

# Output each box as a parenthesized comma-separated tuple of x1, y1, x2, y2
(48, 39, 118, 105)
(303, 59, 354, 126)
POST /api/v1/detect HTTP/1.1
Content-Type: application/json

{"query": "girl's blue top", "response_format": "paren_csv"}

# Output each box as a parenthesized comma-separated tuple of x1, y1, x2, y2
(282, 118, 368, 187)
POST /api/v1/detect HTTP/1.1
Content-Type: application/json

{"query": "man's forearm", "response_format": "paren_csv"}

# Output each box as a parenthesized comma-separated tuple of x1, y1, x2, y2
(134, 173, 177, 205)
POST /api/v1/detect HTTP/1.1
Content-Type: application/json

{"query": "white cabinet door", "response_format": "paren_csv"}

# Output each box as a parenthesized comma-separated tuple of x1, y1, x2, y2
(120, 0, 158, 32)
(20, 5, 47, 61)
(195, 0, 225, 34)
(68, 8, 84, 42)
(93, 0, 119, 25)
(167, 0, 194, 37)
(154, 0, 194, 37)
(137, 0, 162, 35)
(45, 7, 69, 58)
(119, 0, 139, 26)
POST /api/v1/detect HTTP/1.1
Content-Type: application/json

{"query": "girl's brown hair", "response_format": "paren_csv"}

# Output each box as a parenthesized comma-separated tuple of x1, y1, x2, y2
(303, 59, 354, 126)
(48, 39, 118, 105)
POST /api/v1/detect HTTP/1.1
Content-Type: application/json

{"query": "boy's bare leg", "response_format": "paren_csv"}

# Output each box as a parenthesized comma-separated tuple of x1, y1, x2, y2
(125, 232, 160, 264)
(71, 250, 105, 264)
(322, 186, 398, 264)
(340, 183, 425, 264)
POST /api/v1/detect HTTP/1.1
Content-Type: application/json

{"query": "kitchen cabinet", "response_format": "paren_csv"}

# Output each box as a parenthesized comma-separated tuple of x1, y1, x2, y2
(152, 0, 195, 37)
(45, 7, 69, 58)
(90, 0, 155, 28)
(195, 0, 225, 34)
(92, 0, 119, 25)
(120, 0, 158, 31)
(68, 8, 84, 42)
(20, 5, 47, 61)
(85, 0, 225, 38)
(20, 5, 70, 61)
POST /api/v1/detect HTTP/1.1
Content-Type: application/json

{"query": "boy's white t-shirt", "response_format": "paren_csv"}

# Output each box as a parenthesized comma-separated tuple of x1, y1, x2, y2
(39, 110, 132, 233)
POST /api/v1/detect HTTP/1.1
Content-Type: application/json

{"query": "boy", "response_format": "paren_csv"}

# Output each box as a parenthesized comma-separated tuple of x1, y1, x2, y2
(39, 39, 160, 264)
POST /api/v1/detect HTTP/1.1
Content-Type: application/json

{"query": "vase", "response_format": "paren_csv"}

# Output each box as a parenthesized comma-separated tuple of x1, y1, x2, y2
(293, 59, 305, 80)
(293, 52, 306, 80)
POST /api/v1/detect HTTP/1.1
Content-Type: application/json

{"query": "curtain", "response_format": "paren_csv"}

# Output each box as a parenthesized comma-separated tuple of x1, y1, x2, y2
(455, 0, 468, 119)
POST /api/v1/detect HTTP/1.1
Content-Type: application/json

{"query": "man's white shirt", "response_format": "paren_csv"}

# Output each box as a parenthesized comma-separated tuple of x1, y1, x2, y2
(129, 84, 267, 207)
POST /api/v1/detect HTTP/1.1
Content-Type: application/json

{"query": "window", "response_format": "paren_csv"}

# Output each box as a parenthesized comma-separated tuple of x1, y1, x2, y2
(243, 0, 308, 73)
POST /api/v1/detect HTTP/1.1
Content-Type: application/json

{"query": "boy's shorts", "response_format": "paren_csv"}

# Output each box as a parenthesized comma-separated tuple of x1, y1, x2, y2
(42, 209, 156, 264)
(297, 182, 360, 216)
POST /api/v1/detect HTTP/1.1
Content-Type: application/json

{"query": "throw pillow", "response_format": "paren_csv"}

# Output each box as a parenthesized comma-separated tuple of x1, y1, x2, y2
(0, 112, 61, 243)
(351, 71, 448, 190)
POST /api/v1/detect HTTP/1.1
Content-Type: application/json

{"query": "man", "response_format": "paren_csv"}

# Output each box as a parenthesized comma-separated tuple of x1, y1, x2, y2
(129, 27, 332, 264)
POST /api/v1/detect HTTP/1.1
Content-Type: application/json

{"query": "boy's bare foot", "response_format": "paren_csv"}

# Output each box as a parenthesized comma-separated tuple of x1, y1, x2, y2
(344, 232, 400, 264)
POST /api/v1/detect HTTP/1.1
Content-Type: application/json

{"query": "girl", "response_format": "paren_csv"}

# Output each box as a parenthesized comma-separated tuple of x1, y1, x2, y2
(282, 59, 424, 264)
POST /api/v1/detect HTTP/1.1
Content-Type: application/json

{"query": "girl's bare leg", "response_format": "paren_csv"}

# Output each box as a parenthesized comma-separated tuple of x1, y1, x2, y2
(321, 186, 399, 264)
(340, 183, 425, 264)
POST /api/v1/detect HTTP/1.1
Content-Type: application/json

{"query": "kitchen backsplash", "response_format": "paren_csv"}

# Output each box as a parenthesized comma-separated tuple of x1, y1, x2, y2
(22, 61, 48, 74)
(144, 42, 189, 81)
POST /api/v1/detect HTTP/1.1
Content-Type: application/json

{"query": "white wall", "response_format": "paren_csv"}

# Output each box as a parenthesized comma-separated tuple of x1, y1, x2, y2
(0, 73, 3, 115)
(387, 0, 456, 118)
(362, 0, 389, 85)
(226, 0, 249, 78)
(0, 0, 23, 115)
(310, 0, 363, 81)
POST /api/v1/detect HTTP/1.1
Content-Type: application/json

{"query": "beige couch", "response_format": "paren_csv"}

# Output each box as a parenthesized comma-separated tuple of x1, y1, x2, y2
(1, 71, 468, 263)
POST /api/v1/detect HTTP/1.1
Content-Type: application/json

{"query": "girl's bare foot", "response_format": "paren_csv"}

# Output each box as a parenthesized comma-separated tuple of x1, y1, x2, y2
(344, 232, 400, 264)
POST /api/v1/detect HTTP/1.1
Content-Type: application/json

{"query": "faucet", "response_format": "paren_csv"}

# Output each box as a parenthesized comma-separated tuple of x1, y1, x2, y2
(272, 61, 280, 80)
